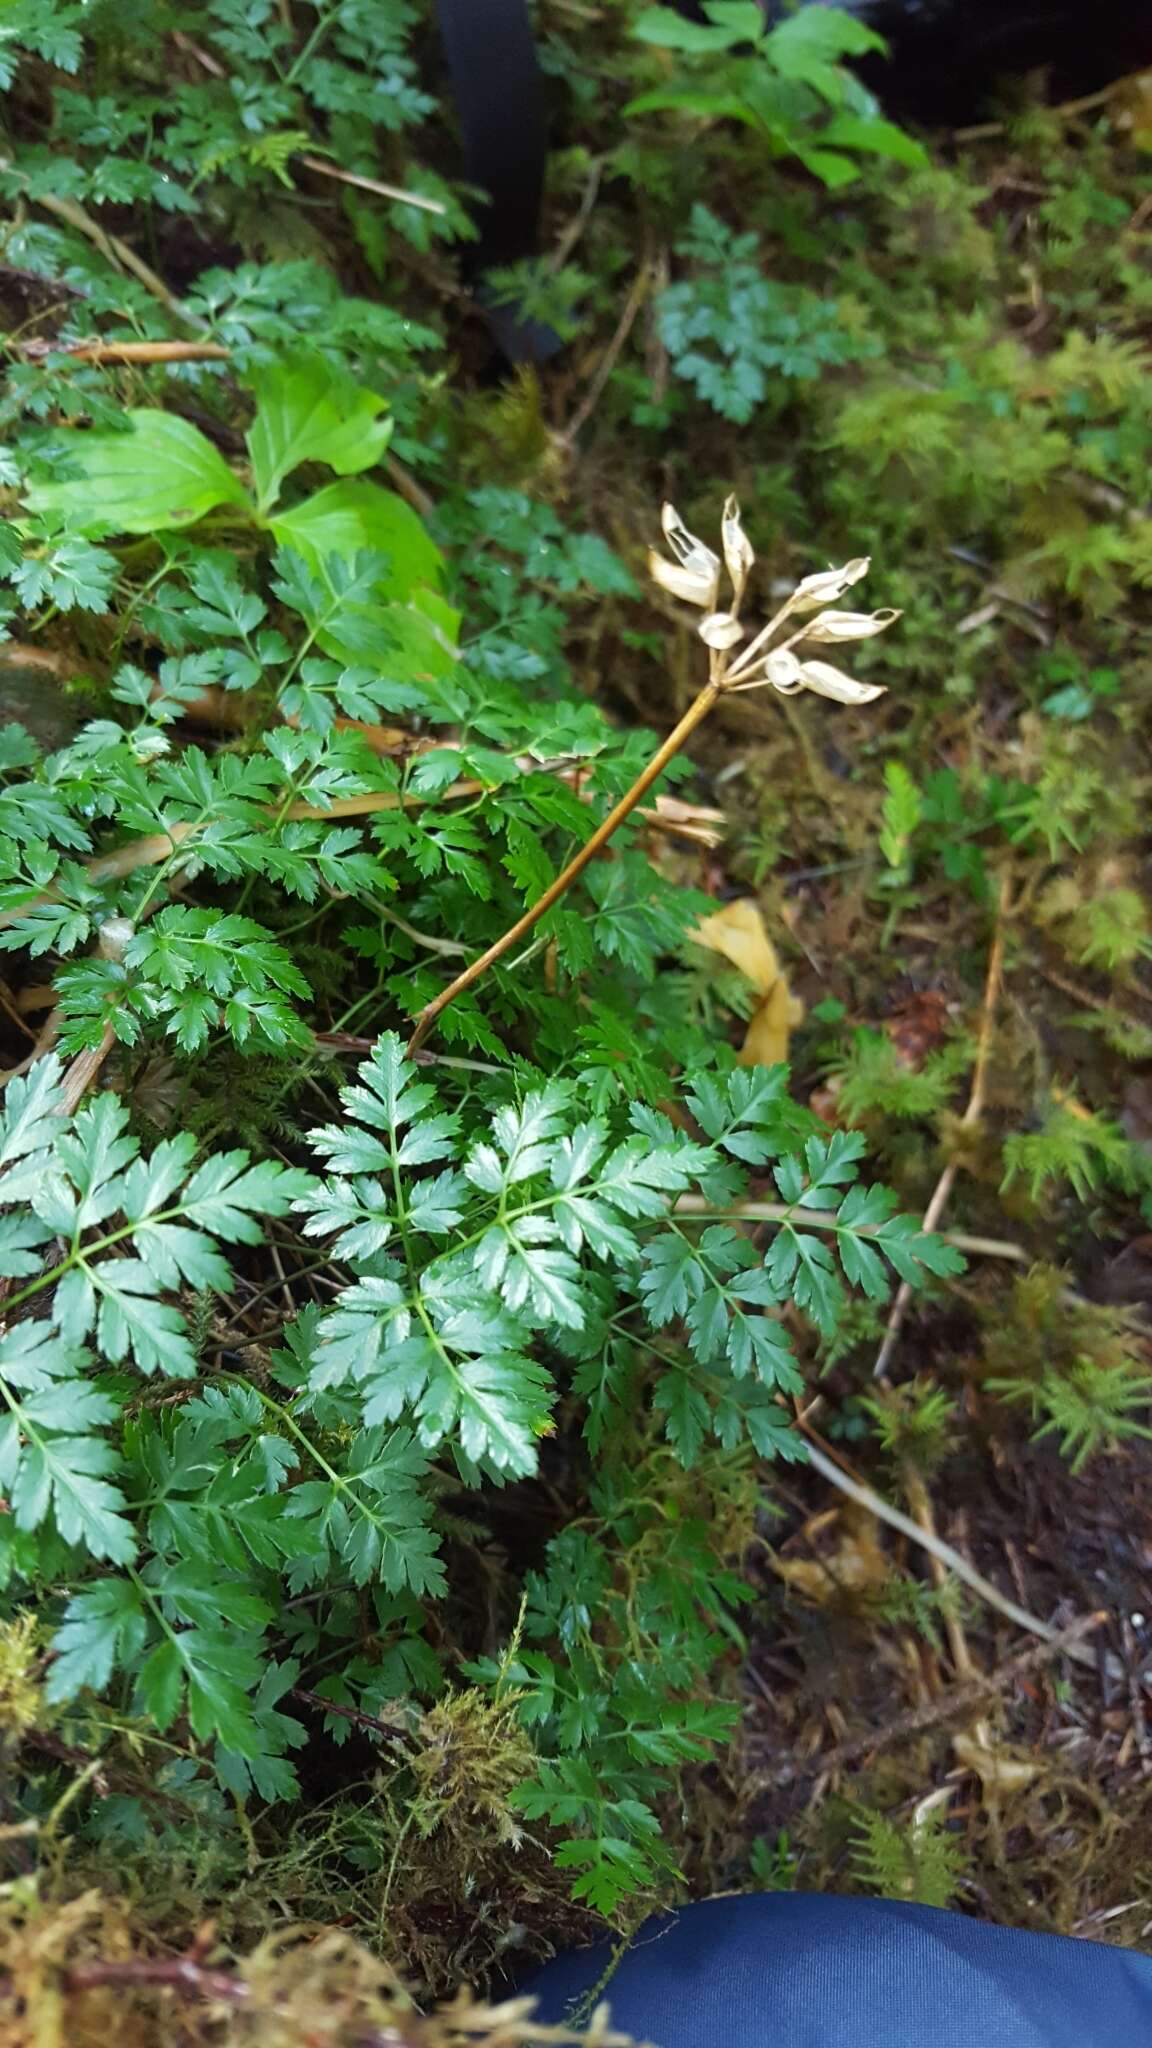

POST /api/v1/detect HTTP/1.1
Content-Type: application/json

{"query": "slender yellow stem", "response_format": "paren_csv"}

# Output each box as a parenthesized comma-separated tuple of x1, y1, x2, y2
(407, 676, 724, 1053)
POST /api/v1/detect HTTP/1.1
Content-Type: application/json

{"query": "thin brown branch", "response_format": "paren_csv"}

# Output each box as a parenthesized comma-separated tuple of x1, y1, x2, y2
(171, 27, 226, 75)
(872, 875, 1009, 1378)
(384, 453, 436, 522)
(751, 1609, 1107, 1783)
(290, 1686, 411, 1743)
(63, 1957, 250, 2003)
(904, 1463, 980, 1693)
(0, 750, 711, 954)
(57, 1025, 117, 1117)
(406, 675, 724, 1054)
(798, 1427, 1133, 1686)
(0, 792, 472, 938)
(0, 169, 194, 321)
(298, 153, 447, 216)
(0, 642, 67, 672)
(10, 338, 229, 363)
(0, 1005, 61, 1090)
(549, 158, 604, 272)
(316, 1034, 504, 1077)
(10, 339, 435, 535)
(559, 259, 653, 446)
(953, 80, 1118, 143)
(672, 1196, 1027, 1264)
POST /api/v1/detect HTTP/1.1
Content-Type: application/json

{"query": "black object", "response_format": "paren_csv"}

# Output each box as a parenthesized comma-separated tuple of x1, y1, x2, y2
(764, 2, 1152, 125)
(431, 0, 562, 363)
(435, 0, 1152, 362)
(520, 1892, 1152, 2048)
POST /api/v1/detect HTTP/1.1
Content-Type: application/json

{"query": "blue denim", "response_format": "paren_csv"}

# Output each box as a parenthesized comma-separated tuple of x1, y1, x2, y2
(520, 1893, 1152, 2047)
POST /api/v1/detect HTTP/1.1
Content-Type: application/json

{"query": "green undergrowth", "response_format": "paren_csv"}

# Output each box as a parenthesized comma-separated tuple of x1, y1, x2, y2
(1, 0, 1151, 2014)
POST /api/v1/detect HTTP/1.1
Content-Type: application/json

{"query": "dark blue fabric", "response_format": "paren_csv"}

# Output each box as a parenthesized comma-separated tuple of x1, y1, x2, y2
(520, 1893, 1152, 2048)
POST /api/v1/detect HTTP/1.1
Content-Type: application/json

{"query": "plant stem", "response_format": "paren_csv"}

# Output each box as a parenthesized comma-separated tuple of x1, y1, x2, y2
(407, 674, 723, 1053)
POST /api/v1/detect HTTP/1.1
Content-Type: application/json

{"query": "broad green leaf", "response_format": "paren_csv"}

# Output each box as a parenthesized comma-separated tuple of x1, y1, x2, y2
(819, 113, 928, 171)
(246, 353, 394, 513)
(27, 413, 250, 535)
(767, 5, 885, 101)
(268, 481, 443, 592)
(631, 3, 763, 52)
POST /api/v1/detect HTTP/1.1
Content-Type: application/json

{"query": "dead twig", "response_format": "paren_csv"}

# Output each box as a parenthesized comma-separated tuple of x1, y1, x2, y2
(0, 758, 722, 956)
(1040, 959, 1152, 1019)
(315, 1034, 505, 1077)
(0, 642, 68, 672)
(171, 27, 226, 75)
(384, 453, 436, 522)
(673, 1196, 1027, 1264)
(63, 1958, 251, 2004)
(290, 1686, 410, 1745)
(798, 1429, 1135, 1688)
(9, 338, 229, 364)
(12, 331, 438, 523)
(549, 158, 604, 272)
(0, 168, 196, 322)
(953, 80, 1120, 143)
(0, 1005, 61, 1090)
(1122, 1614, 1151, 1772)
(57, 1025, 117, 1118)
(751, 1609, 1107, 1784)
(298, 153, 447, 217)
(559, 258, 653, 446)
(872, 875, 1009, 1378)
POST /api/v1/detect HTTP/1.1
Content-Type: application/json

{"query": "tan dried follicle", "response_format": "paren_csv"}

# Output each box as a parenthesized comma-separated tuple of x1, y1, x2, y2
(648, 495, 900, 706)
(407, 498, 899, 1055)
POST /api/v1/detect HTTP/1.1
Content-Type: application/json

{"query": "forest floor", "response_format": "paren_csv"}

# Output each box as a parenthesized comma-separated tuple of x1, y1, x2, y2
(2, 17, 1152, 2041)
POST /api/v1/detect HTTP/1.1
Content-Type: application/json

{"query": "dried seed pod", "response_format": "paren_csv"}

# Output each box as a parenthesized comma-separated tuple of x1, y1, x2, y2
(648, 549, 721, 608)
(698, 611, 746, 650)
(797, 658, 886, 705)
(790, 557, 871, 614)
(763, 650, 804, 692)
(649, 502, 722, 610)
(721, 494, 755, 603)
(800, 607, 901, 644)
(661, 502, 713, 564)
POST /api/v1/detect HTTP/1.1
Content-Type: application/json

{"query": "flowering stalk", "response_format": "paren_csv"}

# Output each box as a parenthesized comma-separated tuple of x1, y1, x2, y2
(407, 499, 898, 1054)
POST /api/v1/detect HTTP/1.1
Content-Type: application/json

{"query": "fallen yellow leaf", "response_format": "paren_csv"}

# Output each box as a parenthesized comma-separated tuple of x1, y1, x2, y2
(740, 978, 801, 1070)
(952, 1732, 1041, 1794)
(770, 1504, 889, 1606)
(692, 897, 804, 1067)
(693, 897, 780, 989)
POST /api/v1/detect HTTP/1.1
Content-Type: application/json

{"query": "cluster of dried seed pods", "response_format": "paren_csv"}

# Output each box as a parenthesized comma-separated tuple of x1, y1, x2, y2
(648, 498, 900, 706)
